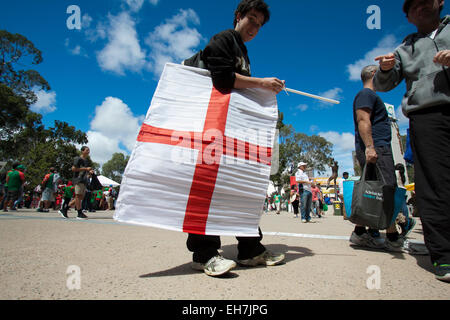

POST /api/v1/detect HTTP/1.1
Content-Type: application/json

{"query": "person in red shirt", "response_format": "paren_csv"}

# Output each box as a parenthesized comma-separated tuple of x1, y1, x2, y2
(311, 182, 322, 218)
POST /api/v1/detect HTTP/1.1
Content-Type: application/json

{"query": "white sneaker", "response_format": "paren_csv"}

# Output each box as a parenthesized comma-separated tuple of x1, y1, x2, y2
(192, 255, 236, 277)
(384, 237, 429, 255)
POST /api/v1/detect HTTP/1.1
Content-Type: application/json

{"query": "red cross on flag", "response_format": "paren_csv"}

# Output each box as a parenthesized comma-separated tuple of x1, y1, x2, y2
(114, 63, 278, 237)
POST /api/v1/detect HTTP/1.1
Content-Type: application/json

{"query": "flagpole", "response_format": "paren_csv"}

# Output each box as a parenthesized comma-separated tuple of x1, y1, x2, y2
(284, 87, 340, 104)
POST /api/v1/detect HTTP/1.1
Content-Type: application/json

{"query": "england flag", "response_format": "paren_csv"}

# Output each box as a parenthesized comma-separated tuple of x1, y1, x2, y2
(114, 63, 278, 237)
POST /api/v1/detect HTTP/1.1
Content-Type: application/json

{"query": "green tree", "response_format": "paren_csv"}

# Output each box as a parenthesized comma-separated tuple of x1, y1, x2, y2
(0, 30, 89, 190)
(270, 112, 333, 192)
(101, 153, 130, 183)
(0, 29, 49, 103)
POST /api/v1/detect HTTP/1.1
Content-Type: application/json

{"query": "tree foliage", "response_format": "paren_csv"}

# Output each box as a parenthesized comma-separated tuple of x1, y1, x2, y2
(0, 30, 50, 104)
(270, 111, 333, 192)
(101, 153, 130, 183)
(0, 30, 88, 191)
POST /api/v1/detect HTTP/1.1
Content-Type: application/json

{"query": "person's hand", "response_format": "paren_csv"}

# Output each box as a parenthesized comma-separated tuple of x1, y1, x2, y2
(261, 78, 285, 94)
(374, 53, 396, 71)
(365, 146, 378, 163)
(434, 50, 450, 67)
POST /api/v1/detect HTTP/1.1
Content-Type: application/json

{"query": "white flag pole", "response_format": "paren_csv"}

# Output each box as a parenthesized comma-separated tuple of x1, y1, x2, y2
(284, 87, 340, 104)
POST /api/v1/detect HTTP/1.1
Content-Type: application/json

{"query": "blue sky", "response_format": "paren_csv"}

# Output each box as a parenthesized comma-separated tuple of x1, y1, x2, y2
(1, 0, 448, 175)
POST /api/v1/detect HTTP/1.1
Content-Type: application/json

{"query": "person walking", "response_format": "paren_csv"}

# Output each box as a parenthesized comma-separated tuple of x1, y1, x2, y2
(290, 185, 300, 218)
(3, 163, 25, 212)
(296, 162, 312, 223)
(311, 182, 322, 218)
(61, 146, 94, 219)
(373, 0, 450, 282)
(183, 0, 285, 277)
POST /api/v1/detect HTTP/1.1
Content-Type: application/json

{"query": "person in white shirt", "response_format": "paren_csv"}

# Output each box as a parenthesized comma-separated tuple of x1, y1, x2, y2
(295, 162, 312, 223)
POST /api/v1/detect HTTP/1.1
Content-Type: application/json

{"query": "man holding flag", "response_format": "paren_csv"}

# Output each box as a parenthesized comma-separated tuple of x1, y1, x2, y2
(183, 0, 285, 277)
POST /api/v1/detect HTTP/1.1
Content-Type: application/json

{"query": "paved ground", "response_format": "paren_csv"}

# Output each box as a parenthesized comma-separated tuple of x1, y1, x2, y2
(0, 206, 449, 300)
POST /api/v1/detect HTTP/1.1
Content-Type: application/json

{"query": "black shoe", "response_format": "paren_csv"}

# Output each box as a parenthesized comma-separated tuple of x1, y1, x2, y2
(77, 212, 88, 220)
(59, 210, 68, 219)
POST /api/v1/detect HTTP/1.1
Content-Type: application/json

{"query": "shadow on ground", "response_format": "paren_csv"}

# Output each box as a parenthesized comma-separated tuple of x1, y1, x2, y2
(139, 243, 314, 279)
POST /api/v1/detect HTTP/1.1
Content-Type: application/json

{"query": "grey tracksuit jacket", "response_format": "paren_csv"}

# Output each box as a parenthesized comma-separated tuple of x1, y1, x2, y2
(374, 15, 450, 116)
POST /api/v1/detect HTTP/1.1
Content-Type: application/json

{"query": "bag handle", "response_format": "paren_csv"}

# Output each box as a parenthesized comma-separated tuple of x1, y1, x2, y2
(360, 162, 387, 185)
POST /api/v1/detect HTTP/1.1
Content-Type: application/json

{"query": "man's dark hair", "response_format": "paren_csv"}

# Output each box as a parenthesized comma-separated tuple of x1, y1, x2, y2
(361, 65, 378, 83)
(233, 0, 270, 27)
(403, 0, 444, 17)
(81, 146, 89, 152)
(343, 172, 349, 177)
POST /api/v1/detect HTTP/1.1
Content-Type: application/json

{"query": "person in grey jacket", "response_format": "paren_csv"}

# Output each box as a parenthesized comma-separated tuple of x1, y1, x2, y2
(373, 0, 450, 282)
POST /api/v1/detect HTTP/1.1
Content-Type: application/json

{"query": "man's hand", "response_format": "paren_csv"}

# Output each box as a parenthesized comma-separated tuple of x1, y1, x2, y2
(260, 78, 285, 94)
(374, 53, 396, 71)
(365, 146, 378, 164)
(434, 50, 450, 67)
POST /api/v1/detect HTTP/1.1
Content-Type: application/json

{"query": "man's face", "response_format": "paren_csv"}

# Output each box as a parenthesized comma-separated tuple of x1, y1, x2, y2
(235, 9, 265, 42)
(407, 0, 444, 27)
(82, 148, 90, 157)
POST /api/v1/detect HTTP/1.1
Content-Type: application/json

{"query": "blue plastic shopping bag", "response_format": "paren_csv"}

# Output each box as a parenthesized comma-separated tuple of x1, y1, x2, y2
(343, 179, 406, 225)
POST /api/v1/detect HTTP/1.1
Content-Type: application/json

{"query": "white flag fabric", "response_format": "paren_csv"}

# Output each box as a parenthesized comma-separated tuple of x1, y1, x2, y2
(114, 63, 278, 237)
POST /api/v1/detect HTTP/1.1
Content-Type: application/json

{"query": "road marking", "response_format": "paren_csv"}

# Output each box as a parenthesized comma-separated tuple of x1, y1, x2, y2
(0, 214, 425, 244)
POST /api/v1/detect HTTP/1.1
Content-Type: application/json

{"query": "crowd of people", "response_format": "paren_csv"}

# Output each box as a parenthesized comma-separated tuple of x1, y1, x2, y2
(0, 149, 119, 217)
(1, 0, 448, 283)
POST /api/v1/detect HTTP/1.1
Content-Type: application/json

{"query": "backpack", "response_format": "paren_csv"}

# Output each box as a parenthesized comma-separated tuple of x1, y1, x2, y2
(182, 50, 206, 69)
(41, 173, 51, 189)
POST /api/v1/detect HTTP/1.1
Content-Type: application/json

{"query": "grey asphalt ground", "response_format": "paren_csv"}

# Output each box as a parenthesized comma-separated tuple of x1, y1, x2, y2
(0, 206, 449, 300)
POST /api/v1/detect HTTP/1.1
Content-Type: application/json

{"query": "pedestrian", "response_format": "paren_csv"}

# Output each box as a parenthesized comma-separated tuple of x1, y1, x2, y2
(11, 164, 26, 210)
(290, 184, 300, 218)
(37, 167, 60, 213)
(338, 172, 349, 218)
(3, 163, 25, 212)
(373, 0, 450, 282)
(60, 181, 74, 216)
(296, 162, 312, 223)
(394, 163, 417, 237)
(273, 192, 281, 214)
(351, 64, 422, 254)
(183, 0, 285, 277)
(60, 146, 94, 219)
(311, 182, 322, 218)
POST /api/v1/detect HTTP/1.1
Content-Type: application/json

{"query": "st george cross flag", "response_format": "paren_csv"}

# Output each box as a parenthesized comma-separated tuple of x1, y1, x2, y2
(114, 63, 278, 237)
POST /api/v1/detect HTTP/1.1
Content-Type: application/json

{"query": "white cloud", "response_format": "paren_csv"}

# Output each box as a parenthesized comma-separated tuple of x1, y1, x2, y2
(123, 0, 159, 12)
(146, 8, 204, 76)
(88, 97, 144, 165)
(318, 87, 343, 106)
(318, 131, 355, 175)
(30, 88, 57, 114)
(82, 13, 93, 29)
(347, 35, 399, 81)
(86, 131, 128, 165)
(124, 0, 145, 12)
(96, 12, 148, 75)
(296, 104, 308, 112)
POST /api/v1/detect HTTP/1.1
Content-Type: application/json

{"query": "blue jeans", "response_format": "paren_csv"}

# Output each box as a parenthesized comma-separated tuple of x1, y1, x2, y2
(301, 190, 312, 221)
